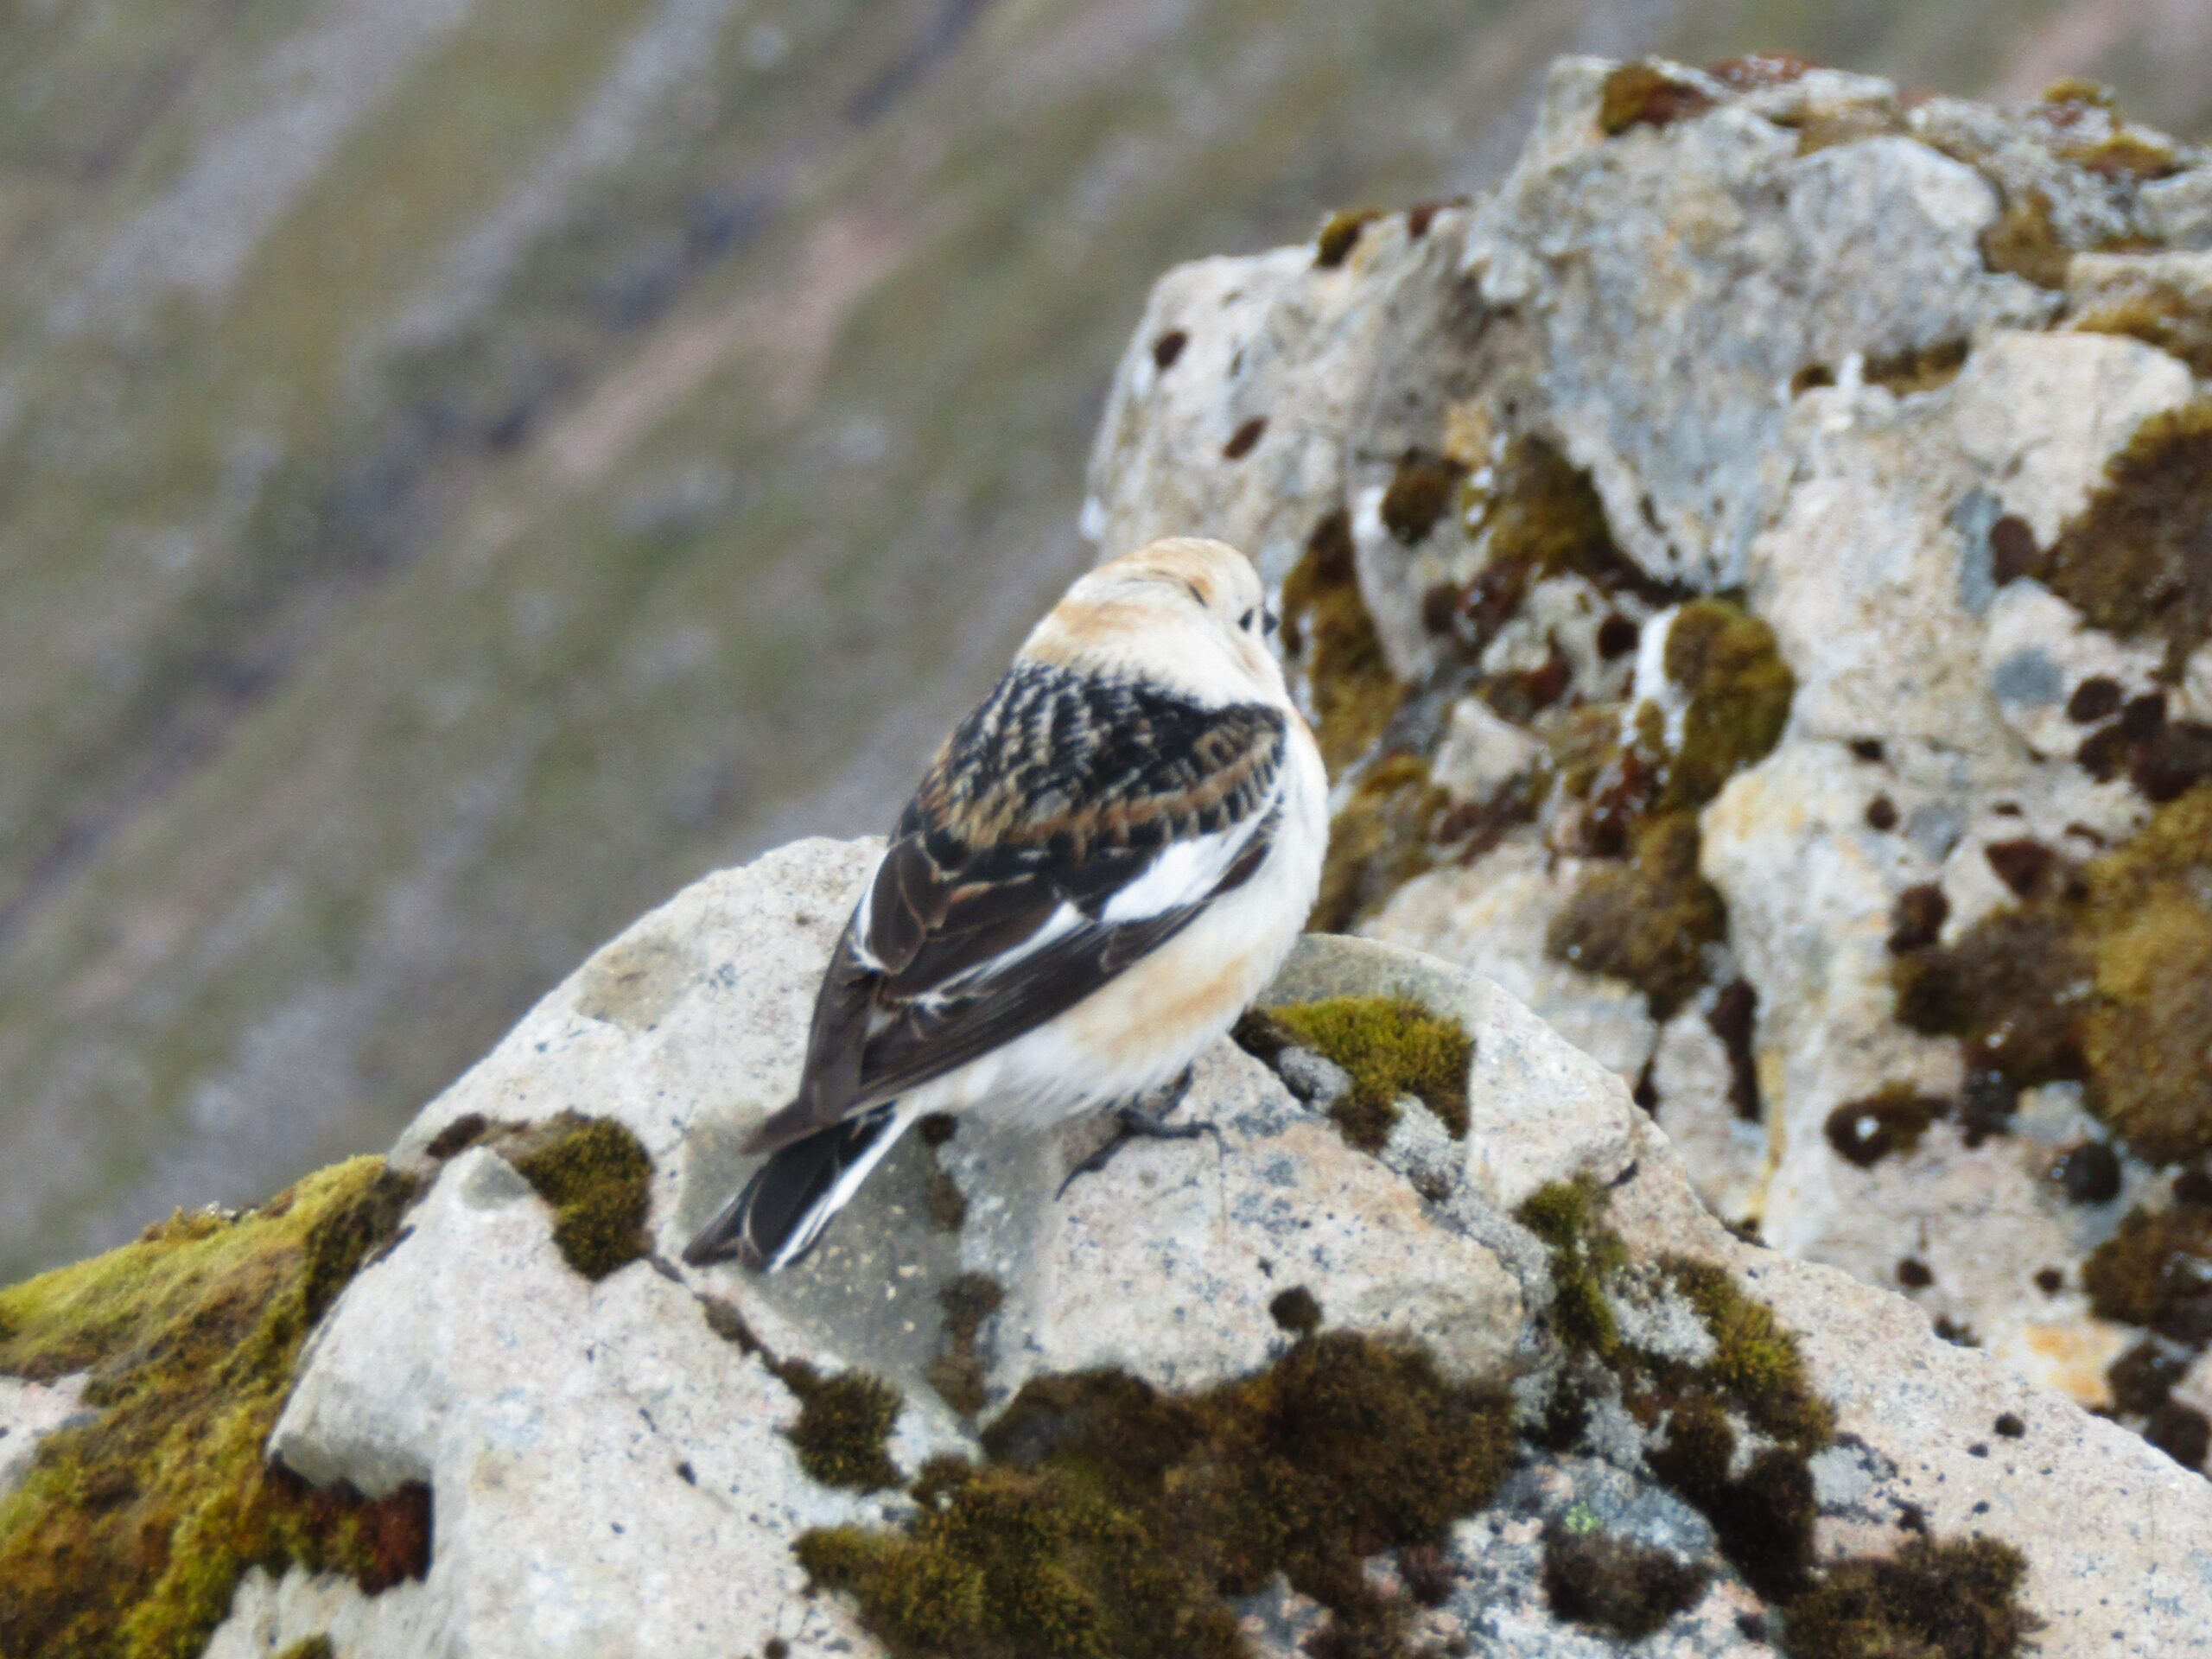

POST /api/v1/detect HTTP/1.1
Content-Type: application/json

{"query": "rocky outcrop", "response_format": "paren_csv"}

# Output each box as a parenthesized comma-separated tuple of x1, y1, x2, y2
(181, 838, 2212, 1656)
(8, 49, 2212, 1659)
(1086, 54, 2212, 1467)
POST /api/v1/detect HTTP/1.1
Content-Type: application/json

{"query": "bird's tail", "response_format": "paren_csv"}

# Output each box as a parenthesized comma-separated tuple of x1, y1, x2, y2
(682, 1103, 913, 1273)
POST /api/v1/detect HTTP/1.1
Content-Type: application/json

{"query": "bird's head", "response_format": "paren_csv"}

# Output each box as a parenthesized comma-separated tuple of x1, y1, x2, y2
(1022, 537, 1287, 706)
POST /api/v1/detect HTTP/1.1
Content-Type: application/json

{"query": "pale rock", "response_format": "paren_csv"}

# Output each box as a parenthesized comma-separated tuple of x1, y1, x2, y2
(1648, 1010, 1768, 1230)
(0, 1371, 88, 1502)
(1980, 579, 2164, 760)
(200, 830, 2212, 1655)
(1430, 695, 1545, 804)
(1363, 840, 1658, 1087)
(1948, 331, 2196, 545)
(1465, 61, 2052, 589)
(2142, 168, 2212, 251)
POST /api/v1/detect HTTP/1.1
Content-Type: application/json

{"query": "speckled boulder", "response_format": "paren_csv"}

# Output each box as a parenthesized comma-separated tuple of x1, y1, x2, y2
(1084, 50, 2212, 1464)
(203, 836, 2212, 1657)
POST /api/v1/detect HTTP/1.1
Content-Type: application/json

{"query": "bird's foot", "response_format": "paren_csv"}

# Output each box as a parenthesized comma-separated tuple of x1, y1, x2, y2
(1056, 1069, 1217, 1198)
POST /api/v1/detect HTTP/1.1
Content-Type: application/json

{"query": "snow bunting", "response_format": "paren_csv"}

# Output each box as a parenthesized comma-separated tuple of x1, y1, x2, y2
(684, 536, 1328, 1272)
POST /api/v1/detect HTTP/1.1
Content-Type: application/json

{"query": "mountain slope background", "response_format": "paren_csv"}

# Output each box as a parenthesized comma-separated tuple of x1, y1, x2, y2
(1, 0, 2204, 1277)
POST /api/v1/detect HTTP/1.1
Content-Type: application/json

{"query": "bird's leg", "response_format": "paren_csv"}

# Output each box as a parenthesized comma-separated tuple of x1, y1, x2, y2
(1056, 1067, 1219, 1197)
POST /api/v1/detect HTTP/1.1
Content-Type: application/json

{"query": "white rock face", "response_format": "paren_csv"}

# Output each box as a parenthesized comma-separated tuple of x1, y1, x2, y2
(206, 831, 2212, 1656)
(1084, 50, 2212, 1441)
(0, 1372, 87, 1502)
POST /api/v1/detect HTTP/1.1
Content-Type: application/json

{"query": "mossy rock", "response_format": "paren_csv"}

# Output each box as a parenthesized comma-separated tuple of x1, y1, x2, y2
(1541, 1526, 1708, 1640)
(2037, 402, 2212, 678)
(1310, 755, 1449, 935)
(1893, 784, 2212, 1162)
(2073, 284, 2212, 378)
(1241, 995, 1471, 1153)
(1281, 507, 1402, 778)
(0, 1159, 427, 1659)
(1515, 1180, 1836, 1604)
(495, 1113, 655, 1280)
(798, 1329, 1514, 1659)
(1783, 1535, 2038, 1659)
(1547, 811, 1726, 1020)
(1660, 598, 1795, 810)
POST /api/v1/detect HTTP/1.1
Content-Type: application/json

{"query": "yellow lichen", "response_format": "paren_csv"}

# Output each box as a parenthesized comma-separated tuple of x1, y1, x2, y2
(0, 1160, 429, 1659)
(2071, 286, 2212, 378)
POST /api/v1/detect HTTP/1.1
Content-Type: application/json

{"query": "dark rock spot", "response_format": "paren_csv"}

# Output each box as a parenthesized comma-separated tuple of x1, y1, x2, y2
(1151, 329, 1188, 371)
(1222, 417, 1267, 460)
(2069, 677, 2124, 722)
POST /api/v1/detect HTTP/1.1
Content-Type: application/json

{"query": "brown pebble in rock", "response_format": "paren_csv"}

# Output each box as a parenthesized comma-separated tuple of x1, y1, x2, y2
(2077, 722, 2134, 781)
(1421, 582, 1462, 636)
(2132, 721, 2212, 803)
(1984, 837, 2055, 898)
(2035, 1268, 2064, 1295)
(1888, 884, 1950, 953)
(1849, 737, 1886, 762)
(1222, 416, 1267, 459)
(2145, 1402, 2211, 1471)
(1596, 613, 1641, 658)
(2053, 1140, 2123, 1205)
(2069, 677, 2124, 722)
(1990, 514, 2037, 584)
(2120, 692, 2169, 741)
(1865, 794, 1898, 831)
(1152, 329, 1189, 371)
(1897, 1257, 1935, 1288)
(1995, 1413, 2025, 1438)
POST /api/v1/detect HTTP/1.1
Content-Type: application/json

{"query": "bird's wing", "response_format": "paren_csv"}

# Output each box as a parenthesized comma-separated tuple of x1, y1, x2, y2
(744, 661, 1287, 1154)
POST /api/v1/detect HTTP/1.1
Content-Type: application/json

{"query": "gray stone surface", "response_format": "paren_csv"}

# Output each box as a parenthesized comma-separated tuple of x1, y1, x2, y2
(213, 836, 2212, 1655)
(1084, 50, 2212, 1427)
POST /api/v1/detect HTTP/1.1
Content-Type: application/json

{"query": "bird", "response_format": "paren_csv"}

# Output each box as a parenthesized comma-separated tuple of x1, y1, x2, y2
(683, 536, 1329, 1272)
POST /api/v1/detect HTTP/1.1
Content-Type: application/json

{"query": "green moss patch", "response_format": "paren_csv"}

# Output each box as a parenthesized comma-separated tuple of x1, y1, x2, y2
(1240, 995, 1471, 1153)
(782, 1364, 906, 1492)
(1541, 1526, 1709, 1639)
(0, 1159, 429, 1659)
(1281, 508, 1404, 778)
(1454, 436, 1657, 656)
(1661, 599, 1795, 810)
(798, 1329, 1515, 1659)
(1314, 208, 1382, 270)
(698, 1294, 907, 1491)
(276, 1639, 336, 1659)
(1783, 1535, 2038, 1659)
(2082, 1203, 2212, 1338)
(2036, 402, 2212, 677)
(1548, 811, 1726, 1020)
(1894, 784, 2212, 1162)
(1980, 188, 2072, 289)
(1515, 1180, 1834, 1602)
(1310, 755, 1448, 934)
(498, 1114, 654, 1280)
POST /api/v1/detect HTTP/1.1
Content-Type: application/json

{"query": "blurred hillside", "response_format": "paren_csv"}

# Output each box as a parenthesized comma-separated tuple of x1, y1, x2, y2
(1, 0, 2205, 1277)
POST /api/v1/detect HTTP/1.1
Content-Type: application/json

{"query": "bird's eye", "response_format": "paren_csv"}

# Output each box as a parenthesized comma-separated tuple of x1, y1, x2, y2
(1263, 608, 1279, 636)
(1239, 607, 1256, 631)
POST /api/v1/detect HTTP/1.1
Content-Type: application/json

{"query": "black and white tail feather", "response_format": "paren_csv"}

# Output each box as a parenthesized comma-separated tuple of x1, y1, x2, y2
(683, 537, 1312, 1273)
(683, 1103, 914, 1272)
